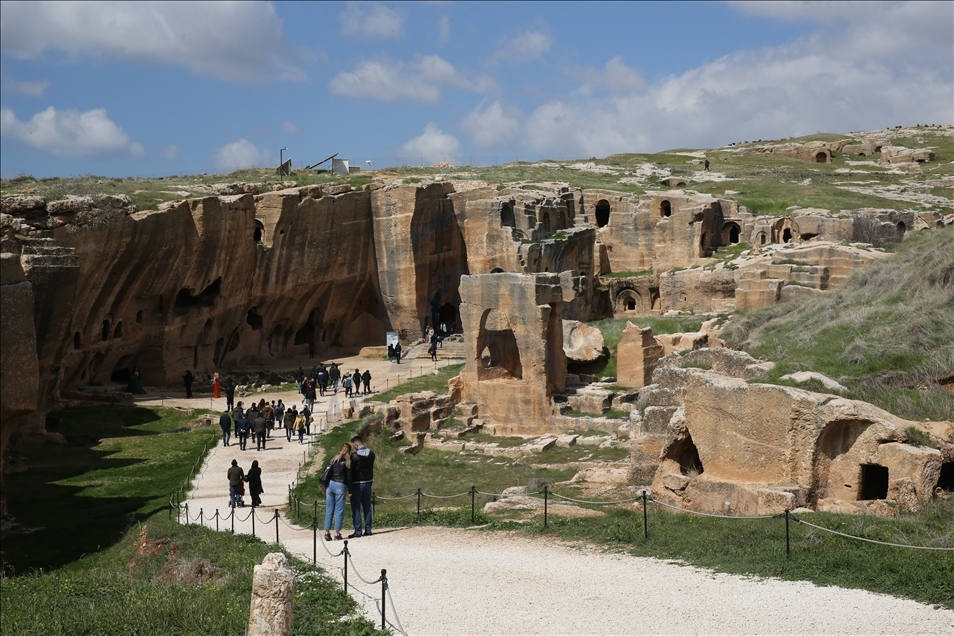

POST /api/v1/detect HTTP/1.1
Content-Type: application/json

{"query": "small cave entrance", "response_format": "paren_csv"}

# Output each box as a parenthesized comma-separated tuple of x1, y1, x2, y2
(757, 232, 767, 245)
(616, 289, 641, 313)
(897, 221, 907, 237)
(660, 200, 672, 218)
(937, 462, 954, 492)
(73, 332, 81, 350)
(490, 267, 505, 273)
(110, 356, 134, 383)
(102, 319, 111, 341)
(540, 211, 552, 233)
(722, 222, 741, 244)
(174, 278, 222, 313)
(246, 308, 264, 330)
(595, 200, 611, 228)
(253, 220, 265, 243)
(477, 308, 522, 381)
(815, 152, 828, 163)
(437, 303, 458, 331)
(665, 432, 704, 477)
(500, 202, 515, 228)
(295, 311, 316, 346)
(859, 464, 889, 500)
(782, 228, 793, 243)
(113, 321, 124, 338)
(136, 310, 143, 324)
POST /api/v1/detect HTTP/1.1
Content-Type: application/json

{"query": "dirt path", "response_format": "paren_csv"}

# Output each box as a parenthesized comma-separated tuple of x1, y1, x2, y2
(163, 351, 953, 636)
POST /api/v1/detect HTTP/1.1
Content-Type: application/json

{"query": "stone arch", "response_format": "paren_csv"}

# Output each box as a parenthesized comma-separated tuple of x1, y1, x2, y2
(815, 151, 829, 163)
(490, 267, 505, 273)
(476, 308, 522, 380)
(616, 288, 641, 313)
(595, 199, 611, 228)
(113, 321, 124, 338)
(774, 218, 798, 244)
(500, 202, 515, 228)
(659, 200, 672, 218)
(858, 151, 866, 157)
(253, 220, 265, 243)
(897, 221, 906, 238)
(540, 211, 552, 233)
(756, 231, 767, 245)
(722, 222, 741, 244)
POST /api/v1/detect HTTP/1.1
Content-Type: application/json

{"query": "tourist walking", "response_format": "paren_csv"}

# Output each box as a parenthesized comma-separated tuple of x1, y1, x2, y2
(236, 412, 250, 451)
(329, 363, 341, 393)
(284, 405, 296, 441)
(183, 370, 194, 398)
(349, 435, 376, 538)
(295, 366, 304, 392)
(428, 341, 438, 361)
(394, 342, 402, 364)
(225, 380, 236, 412)
(227, 459, 244, 508)
(352, 369, 362, 395)
(246, 460, 264, 508)
(304, 381, 317, 413)
(361, 370, 372, 394)
(317, 366, 329, 396)
(342, 375, 353, 398)
(323, 443, 352, 541)
(294, 410, 307, 444)
(219, 410, 232, 447)
(253, 410, 267, 451)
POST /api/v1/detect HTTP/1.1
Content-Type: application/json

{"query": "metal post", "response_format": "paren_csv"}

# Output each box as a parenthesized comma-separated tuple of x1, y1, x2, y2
(252, 508, 256, 537)
(215, 509, 219, 532)
(471, 485, 476, 523)
(312, 517, 317, 565)
(274, 509, 280, 544)
(231, 507, 235, 533)
(417, 488, 422, 516)
(199, 508, 204, 527)
(314, 500, 318, 521)
(380, 569, 388, 630)
(184, 503, 189, 525)
(642, 490, 648, 539)
(343, 541, 349, 593)
(544, 485, 548, 528)
(785, 509, 791, 556)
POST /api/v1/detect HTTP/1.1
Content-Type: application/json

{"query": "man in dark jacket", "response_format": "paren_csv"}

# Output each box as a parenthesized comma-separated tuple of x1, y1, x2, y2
(225, 380, 236, 411)
(183, 370, 194, 398)
(329, 363, 341, 393)
(227, 459, 244, 508)
(219, 410, 232, 447)
(253, 410, 267, 451)
(361, 370, 372, 395)
(348, 435, 376, 537)
(236, 413, 250, 451)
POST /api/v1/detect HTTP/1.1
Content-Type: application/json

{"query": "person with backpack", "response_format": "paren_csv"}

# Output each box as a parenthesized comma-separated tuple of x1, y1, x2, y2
(294, 410, 308, 444)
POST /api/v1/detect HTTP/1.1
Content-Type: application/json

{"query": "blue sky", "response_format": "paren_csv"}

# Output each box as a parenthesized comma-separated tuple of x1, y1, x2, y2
(1, 1, 951, 178)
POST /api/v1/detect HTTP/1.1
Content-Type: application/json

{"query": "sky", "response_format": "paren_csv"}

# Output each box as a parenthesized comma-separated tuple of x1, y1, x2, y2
(0, 1, 951, 178)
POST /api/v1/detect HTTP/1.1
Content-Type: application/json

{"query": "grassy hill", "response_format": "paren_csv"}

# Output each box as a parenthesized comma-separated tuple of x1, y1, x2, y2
(723, 227, 954, 421)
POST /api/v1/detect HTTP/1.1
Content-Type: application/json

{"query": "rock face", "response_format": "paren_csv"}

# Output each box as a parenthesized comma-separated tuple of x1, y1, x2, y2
(616, 323, 663, 389)
(635, 353, 947, 517)
(458, 273, 566, 435)
(248, 552, 295, 636)
(562, 320, 605, 362)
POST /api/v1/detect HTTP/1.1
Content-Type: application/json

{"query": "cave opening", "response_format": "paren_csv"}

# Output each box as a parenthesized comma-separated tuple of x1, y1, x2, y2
(174, 278, 222, 312)
(595, 200, 610, 228)
(859, 464, 889, 500)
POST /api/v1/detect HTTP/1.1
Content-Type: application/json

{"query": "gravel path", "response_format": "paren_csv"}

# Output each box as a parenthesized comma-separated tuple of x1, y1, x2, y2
(170, 351, 954, 636)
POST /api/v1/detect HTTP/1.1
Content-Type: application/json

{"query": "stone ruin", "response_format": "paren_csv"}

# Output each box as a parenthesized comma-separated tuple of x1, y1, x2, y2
(2, 169, 951, 517)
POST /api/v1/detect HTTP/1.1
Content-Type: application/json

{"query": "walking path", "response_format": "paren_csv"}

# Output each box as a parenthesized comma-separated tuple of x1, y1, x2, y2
(150, 349, 953, 636)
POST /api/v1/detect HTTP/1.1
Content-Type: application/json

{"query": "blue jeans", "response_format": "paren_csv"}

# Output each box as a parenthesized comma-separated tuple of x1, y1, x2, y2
(351, 482, 373, 534)
(324, 480, 347, 532)
(229, 484, 242, 507)
(221, 429, 230, 446)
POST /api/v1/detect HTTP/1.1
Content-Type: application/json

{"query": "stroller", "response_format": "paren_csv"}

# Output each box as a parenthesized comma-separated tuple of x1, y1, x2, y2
(234, 480, 247, 508)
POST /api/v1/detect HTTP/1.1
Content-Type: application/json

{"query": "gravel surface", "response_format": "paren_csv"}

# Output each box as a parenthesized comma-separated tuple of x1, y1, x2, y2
(175, 350, 954, 636)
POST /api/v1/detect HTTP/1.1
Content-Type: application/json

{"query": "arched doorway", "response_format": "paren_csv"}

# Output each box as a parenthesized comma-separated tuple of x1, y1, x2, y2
(540, 211, 551, 233)
(722, 222, 741, 244)
(500, 202, 515, 228)
(595, 200, 610, 228)
(660, 200, 672, 218)
(253, 220, 265, 243)
(815, 152, 828, 163)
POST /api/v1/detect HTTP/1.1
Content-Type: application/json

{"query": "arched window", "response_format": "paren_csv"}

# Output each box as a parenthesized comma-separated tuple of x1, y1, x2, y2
(541, 211, 551, 232)
(253, 220, 265, 243)
(660, 200, 672, 218)
(500, 203, 515, 228)
(102, 320, 111, 341)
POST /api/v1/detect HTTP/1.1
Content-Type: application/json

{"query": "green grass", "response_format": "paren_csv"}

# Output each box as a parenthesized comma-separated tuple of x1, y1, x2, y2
(3, 405, 216, 573)
(368, 363, 464, 402)
(601, 269, 654, 278)
(722, 227, 954, 421)
(0, 516, 385, 636)
(586, 315, 707, 378)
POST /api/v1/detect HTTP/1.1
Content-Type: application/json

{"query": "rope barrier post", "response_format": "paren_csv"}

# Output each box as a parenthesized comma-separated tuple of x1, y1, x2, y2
(231, 507, 235, 534)
(471, 485, 476, 523)
(184, 503, 189, 525)
(199, 508, 204, 527)
(274, 509, 280, 544)
(642, 490, 648, 539)
(252, 508, 256, 538)
(380, 569, 388, 631)
(416, 488, 422, 516)
(785, 509, 791, 557)
(372, 491, 376, 520)
(314, 500, 318, 521)
(343, 540, 349, 593)
(312, 517, 317, 565)
(215, 509, 219, 532)
(544, 485, 548, 528)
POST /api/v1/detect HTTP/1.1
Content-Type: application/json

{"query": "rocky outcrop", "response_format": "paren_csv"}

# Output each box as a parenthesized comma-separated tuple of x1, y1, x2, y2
(562, 320, 605, 362)
(247, 552, 295, 636)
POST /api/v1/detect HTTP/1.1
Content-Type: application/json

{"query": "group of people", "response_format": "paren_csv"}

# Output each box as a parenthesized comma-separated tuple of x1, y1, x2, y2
(321, 435, 376, 541)
(298, 364, 373, 400)
(386, 342, 403, 363)
(226, 458, 264, 508)
(219, 398, 315, 451)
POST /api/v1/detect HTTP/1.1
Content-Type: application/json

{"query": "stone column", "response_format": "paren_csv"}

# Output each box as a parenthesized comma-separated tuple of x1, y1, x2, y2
(248, 552, 295, 636)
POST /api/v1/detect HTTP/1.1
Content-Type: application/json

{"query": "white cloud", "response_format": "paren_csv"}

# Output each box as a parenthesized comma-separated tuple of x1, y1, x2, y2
(438, 15, 451, 44)
(1, 106, 144, 158)
(158, 145, 178, 161)
(1, 74, 50, 96)
(0, 1, 301, 83)
(467, 3, 953, 158)
(491, 29, 552, 64)
(401, 123, 459, 159)
(214, 140, 271, 171)
(281, 120, 300, 136)
(330, 55, 497, 103)
(461, 101, 522, 148)
(339, 2, 404, 38)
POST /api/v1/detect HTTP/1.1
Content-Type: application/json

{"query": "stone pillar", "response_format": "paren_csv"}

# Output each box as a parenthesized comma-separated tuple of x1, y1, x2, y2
(248, 552, 295, 636)
(616, 322, 663, 389)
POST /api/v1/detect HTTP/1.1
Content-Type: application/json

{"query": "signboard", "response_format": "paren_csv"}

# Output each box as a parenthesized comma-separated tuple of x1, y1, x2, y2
(332, 158, 351, 175)
(386, 331, 399, 349)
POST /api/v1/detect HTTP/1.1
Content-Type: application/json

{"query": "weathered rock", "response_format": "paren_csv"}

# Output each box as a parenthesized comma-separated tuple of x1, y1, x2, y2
(562, 320, 605, 362)
(247, 552, 295, 636)
(616, 323, 663, 389)
(780, 371, 847, 392)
